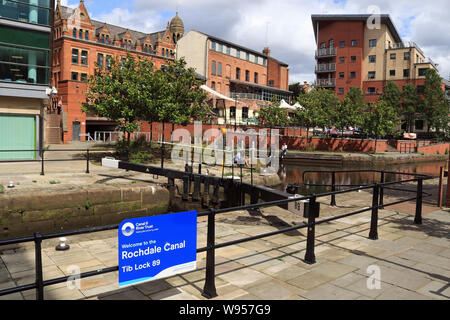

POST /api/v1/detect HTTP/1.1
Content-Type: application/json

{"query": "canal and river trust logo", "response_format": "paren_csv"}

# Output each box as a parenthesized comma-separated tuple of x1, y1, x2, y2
(121, 222, 135, 237)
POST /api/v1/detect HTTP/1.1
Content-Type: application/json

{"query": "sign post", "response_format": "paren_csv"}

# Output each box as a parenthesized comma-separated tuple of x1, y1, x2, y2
(118, 211, 197, 287)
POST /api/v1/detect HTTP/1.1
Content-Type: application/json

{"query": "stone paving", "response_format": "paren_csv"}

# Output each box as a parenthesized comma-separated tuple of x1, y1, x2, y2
(0, 185, 449, 300)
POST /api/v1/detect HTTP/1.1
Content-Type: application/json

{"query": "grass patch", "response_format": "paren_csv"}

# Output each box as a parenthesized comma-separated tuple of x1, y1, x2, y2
(49, 180, 61, 185)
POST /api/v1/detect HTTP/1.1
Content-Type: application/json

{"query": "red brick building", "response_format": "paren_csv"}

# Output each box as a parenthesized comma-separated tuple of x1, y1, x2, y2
(176, 30, 292, 125)
(52, 0, 180, 143)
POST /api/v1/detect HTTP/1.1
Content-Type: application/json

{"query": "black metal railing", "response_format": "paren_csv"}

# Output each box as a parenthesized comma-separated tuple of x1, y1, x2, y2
(0, 171, 431, 300)
(0, 148, 115, 175)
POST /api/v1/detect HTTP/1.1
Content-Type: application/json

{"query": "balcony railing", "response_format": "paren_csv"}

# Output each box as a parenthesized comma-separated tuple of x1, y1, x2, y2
(315, 78, 336, 88)
(315, 63, 336, 73)
(315, 47, 337, 58)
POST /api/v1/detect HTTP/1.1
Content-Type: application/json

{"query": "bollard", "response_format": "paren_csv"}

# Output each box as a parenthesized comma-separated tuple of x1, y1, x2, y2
(86, 149, 90, 174)
(304, 196, 317, 264)
(40, 149, 45, 176)
(369, 184, 379, 240)
(415, 178, 423, 225)
(379, 172, 385, 209)
(34, 232, 44, 300)
(202, 209, 218, 299)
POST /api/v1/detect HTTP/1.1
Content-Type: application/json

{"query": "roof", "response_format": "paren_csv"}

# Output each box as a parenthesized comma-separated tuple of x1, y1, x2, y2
(190, 30, 289, 67)
(311, 14, 403, 44)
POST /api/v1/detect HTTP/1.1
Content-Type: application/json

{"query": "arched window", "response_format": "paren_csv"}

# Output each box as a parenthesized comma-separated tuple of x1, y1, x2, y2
(162, 48, 165, 56)
(211, 61, 216, 75)
(85, 30, 89, 40)
(79, 29, 83, 39)
(128, 40, 132, 49)
(105, 35, 109, 44)
(73, 28, 77, 38)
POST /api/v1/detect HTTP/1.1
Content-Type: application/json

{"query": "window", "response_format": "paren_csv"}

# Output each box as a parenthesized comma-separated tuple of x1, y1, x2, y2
(390, 53, 396, 60)
(329, 39, 334, 48)
(417, 85, 425, 94)
(218, 43, 223, 52)
(242, 107, 249, 120)
(97, 53, 104, 68)
(226, 46, 231, 55)
(230, 107, 236, 119)
(404, 52, 410, 60)
(340, 41, 345, 48)
(403, 69, 410, 78)
(320, 42, 326, 49)
(339, 72, 344, 79)
(211, 81, 215, 90)
(217, 62, 222, 76)
(369, 39, 377, 47)
(254, 72, 258, 84)
(245, 70, 250, 82)
(79, 29, 83, 39)
(236, 67, 240, 80)
(339, 57, 345, 63)
(211, 41, 216, 51)
(254, 55, 258, 64)
(351, 56, 356, 62)
(71, 49, 79, 64)
(101, 34, 105, 43)
(236, 49, 240, 58)
(80, 73, 88, 82)
(211, 61, 216, 75)
(367, 87, 376, 94)
(106, 55, 112, 68)
(263, 58, 267, 66)
(368, 71, 375, 79)
(128, 40, 132, 50)
(369, 55, 376, 63)
(350, 72, 356, 78)
(246, 52, 250, 61)
(80, 50, 88, 65)
(73, 28, 77, 38)
(85, 31, 89, 40)
(161, 48, 165, 56)
(338, 88, 344, 94)
(105, 35, 109, 44)
(418, 68, 428, 77)
(390, 70, 396, 76)
(71, 72, 78, 81)
(0, 0, 52, 26)
(268, 80, 275, 87)
(351, 40, 357, 47)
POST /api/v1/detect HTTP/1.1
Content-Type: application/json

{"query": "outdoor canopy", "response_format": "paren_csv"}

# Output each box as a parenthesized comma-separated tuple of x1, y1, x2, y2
(200, 85, 243, 103)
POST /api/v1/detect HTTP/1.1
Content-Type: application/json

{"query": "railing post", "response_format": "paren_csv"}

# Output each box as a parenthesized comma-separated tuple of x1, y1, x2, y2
(304, 196, 317, 264)
(86, 149, 90, 174)
(379, 171, 385, 209)
(202, 209, 218, 299)
(438, 167, 444, 208)
(40, 149, 45, 176)
(369, 184, 380, 240)
(415, 178, 423, 225)
(330, 171, 336, 206)
(34, 232, 44, 300)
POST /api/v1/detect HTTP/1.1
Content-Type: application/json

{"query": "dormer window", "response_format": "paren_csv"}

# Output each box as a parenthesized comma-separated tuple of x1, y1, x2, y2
(105, 35, 109, 44)
(101, 34, 105, 43)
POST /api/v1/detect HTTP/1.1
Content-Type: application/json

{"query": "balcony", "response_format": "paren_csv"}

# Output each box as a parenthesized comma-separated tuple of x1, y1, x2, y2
(315, 78, 336, 88)
(315, 47, 337, 59)
(315, 63, 336, 73)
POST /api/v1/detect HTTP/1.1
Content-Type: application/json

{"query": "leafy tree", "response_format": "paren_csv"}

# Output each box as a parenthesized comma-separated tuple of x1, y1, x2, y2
(401, 83, 419, 133)
(295, 88, 340, 137)
(380, 81, 402, 113)
(422, 68, 449, 136)
(258, 97, 290, 127)
(82, 54, 156, 152)
(362, 100, 400, 153)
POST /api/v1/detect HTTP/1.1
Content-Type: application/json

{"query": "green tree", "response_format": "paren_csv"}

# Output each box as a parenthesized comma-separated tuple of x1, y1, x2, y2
(422, 68, 449, 136)
(362, 100, 400, 153)
(333, 88, 366, 143)
(401, 83, 419, 133)
(380, 81, 402, 112)
(258, 97, 290, 127)
(295, 88, 340, 137)
(82, 54, 156, 152)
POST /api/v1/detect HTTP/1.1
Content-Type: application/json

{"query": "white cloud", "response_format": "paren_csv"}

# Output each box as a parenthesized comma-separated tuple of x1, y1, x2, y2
(84, 0, 450, 83)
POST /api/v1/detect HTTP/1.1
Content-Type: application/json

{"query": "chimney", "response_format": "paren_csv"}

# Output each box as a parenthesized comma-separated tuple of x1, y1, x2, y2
(263, 47, 271, 56)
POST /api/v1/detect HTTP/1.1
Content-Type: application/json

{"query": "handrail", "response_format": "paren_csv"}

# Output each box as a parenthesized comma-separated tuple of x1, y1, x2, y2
(0, 169, 431, 300)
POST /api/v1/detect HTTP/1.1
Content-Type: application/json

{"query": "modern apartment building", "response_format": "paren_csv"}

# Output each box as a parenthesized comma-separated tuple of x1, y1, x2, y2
(176, 30, 292, 125)
(53, 0, 180, 143)
(0, 0, 54, 159)
(311, 14, 440, 106)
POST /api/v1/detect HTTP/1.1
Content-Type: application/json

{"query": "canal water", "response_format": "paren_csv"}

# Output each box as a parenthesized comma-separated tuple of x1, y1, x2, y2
(277, 160, 447, 195)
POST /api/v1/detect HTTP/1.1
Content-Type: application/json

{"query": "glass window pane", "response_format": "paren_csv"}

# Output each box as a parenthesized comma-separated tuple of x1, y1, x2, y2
(0, 25, 50, 49)
(0, 1, 50, 26)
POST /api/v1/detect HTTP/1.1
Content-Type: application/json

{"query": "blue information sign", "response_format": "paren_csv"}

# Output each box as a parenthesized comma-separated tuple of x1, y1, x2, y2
(118, 211, 197, 287)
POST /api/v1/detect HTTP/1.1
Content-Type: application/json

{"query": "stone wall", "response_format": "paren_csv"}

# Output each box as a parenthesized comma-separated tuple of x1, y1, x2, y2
(0, 184, 170, 240)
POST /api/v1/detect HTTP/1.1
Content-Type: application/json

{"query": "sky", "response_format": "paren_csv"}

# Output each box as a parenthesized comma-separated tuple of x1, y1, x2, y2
(61, 0, 450, 85)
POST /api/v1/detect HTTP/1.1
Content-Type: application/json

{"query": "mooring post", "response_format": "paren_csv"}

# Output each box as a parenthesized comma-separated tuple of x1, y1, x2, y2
(369, 184, 380, 240)
(34, 232, 44, 300)
(86, 149, 90, 174)
(304, 196, 317, 264)
(415, 178, 423, 225)
(202, 209, 218, 299)
(330, 171, 336, 206)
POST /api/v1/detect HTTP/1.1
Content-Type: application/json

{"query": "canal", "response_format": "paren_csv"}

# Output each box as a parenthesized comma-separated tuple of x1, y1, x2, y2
(277, 160, 447, 195)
